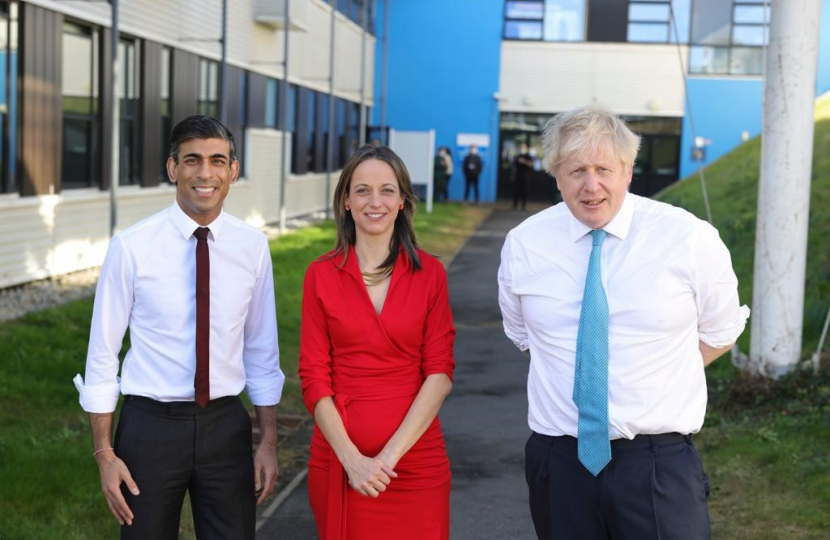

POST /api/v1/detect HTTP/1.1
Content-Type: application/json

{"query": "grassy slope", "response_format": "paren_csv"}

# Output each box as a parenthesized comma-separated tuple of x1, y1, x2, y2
(658, 94, 830, 353)
(656, 96, 830, 539)
(0, 203, 489, 540)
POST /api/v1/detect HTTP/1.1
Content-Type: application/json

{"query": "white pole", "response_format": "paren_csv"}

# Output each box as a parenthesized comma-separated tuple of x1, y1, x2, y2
(278, 0, 291, 235)
(749, 0, 822, 378)
(426, 129, 434, 214)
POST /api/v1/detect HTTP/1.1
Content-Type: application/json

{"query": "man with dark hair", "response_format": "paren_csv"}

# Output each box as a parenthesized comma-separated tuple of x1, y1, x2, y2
(74, 115, 284, 539)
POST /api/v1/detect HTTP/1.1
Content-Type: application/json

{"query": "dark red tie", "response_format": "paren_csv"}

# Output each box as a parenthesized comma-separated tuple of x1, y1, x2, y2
(194, 227, 210, 408)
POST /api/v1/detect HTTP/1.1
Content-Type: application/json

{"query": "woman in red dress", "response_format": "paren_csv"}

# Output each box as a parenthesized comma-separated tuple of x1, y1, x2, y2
(299, 144, 456, 540)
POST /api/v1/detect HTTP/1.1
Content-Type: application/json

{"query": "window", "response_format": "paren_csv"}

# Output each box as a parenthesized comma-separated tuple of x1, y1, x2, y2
(118, 37, 141, 185)
(504, 0, 586, 42)
(689, 0, 767, 75)
(334, 98, 360, 169)
(198, 58, 219, 117)
(62, 21, 100, 189)
(335, 98, 346, 169)
(287, 83, 300, 174)
(627, 1, 670, 42)
(0, 1, 18, 194)
(160, 46, 171, 177)
(317, 92, 329, 173)
(626, 0, 691, 44)
(305, 89, 315, 173)
(347, 101, 360, 159)
(504, 1, 542, 40)
(543, 0, 585, 41)
(265, 78, 278, 129)
(338, 0, 370, 31)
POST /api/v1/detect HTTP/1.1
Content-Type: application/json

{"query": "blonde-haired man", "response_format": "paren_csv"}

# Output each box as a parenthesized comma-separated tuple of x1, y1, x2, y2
(498, 107, 749, 540)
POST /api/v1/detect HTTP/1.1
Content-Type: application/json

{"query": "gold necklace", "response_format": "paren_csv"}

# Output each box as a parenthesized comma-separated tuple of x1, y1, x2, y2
(361, 265, 393, 286)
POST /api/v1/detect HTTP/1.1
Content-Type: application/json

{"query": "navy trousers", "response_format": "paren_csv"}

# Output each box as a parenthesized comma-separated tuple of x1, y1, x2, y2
(115, 395, 256, 540)
(525, 432, 711, 540)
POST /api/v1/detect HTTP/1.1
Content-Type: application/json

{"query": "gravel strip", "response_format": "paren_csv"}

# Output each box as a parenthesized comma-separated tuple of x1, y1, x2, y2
(0, 268, 101, 322)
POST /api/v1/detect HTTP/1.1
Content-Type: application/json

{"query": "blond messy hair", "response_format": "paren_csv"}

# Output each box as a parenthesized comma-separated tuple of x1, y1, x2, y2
(541, 107, 641, 176)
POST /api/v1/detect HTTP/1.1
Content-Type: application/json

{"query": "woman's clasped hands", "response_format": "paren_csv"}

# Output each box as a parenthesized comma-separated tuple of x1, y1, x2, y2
(344, 453, 398, 498)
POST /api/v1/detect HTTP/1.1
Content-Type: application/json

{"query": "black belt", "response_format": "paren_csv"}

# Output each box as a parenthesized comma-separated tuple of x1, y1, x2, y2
(124, 394, 239, 416)
(533, 431, 692, 450)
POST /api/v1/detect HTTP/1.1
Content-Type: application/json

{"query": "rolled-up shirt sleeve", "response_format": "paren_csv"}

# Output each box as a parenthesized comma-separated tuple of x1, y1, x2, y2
(692, 222, 750, 347)
(298, 264, 335, 415)
(74, 236, 133, 413)
(498, 233, 529, 352)
(420, 261, 456, 380)
(243, 241, 285, 406)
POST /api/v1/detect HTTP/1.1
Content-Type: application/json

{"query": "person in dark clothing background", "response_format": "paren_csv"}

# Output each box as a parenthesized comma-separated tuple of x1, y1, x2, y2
(463, 145, 483, 203)
(513, 143, 534, 211)
(433, 148, 449, 202)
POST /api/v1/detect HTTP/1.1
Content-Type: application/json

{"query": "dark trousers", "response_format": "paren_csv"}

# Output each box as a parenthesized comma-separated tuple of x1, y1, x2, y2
(115, 395, 255, 540)
(525, 432, 711, 540)
(464, 174, 479, 202)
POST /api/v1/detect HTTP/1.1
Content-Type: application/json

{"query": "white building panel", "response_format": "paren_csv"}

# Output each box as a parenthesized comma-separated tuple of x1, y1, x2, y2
(499, 41, 688, 117)
(0, 128, 338, 288)
(333, 12, 373, 103)
(28, 0, 373, 96)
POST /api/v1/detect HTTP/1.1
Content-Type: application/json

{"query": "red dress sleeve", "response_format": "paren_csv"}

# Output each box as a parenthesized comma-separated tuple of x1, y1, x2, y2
(420, 258, 456, 381)
(298, 262, 335, 414)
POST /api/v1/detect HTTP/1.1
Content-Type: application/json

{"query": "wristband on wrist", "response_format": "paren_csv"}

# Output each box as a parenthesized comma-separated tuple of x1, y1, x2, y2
(93, 447, 114, 457)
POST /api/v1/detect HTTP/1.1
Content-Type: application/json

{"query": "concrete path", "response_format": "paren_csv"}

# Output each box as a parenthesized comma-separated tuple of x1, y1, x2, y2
(258, 209, 536, 539)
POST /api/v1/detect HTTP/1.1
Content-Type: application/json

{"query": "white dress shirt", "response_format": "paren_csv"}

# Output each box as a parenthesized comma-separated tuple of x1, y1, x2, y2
(498, 193, 749, 439)
(74, 202, 285, 413)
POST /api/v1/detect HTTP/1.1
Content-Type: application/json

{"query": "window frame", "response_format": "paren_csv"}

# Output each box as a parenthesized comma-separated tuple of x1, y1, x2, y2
(197, 58, 219, 118)
(627, 0, 672, 43)
(688, 0, 769, 76)
(502, 0, 587, 43)
(0, 1, 19, 194)
(61, 20, 101, 190)
(160, 45, 172, 180)
(117, 36, 141, 186)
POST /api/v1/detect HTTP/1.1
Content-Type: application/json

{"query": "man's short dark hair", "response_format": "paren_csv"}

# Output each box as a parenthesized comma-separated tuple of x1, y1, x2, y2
(169, 115, 236, 164)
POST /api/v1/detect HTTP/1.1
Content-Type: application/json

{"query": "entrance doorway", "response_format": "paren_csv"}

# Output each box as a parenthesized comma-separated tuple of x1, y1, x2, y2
(497, 112, 682, 204)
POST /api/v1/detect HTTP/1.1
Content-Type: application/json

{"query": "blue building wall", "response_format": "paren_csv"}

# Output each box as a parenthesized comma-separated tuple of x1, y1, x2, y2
(679, 79, 764, 179)
(680, 0, 830, 180)
(819, 0, 830, 94)
(373, 0, 503, 202)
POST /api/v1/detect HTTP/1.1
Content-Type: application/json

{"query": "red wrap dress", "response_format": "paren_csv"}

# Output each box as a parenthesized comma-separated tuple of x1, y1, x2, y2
(299, 246, 456, 540)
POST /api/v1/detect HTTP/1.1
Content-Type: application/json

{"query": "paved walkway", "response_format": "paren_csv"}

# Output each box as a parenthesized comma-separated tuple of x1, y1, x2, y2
(258, 209, 536, 539)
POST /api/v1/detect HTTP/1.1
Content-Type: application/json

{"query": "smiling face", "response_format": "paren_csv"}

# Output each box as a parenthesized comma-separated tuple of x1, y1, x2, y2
(345, 159, 404, 240)
(555, 147, 632, 230)
(167, 138, 239, 226)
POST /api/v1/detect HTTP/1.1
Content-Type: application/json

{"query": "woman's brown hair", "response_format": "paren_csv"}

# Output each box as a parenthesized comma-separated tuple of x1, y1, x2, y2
(331, 144, 421, 271)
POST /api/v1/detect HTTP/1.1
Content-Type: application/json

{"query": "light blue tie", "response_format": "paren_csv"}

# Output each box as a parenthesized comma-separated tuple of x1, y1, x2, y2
(573, 229, 611, 476)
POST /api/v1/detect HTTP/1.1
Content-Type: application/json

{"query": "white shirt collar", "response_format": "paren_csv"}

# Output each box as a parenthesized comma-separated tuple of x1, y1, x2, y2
(168, 201, 225, 240)
(568, 192, 634, 243)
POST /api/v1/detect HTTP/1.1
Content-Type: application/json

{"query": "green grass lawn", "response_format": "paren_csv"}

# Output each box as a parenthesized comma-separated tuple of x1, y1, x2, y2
(657, 95, 830, 539)
(0, 202, 489, 540)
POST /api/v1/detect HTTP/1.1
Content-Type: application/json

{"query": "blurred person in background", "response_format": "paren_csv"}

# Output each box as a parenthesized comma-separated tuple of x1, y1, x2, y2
(463, 145, 483, 203)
